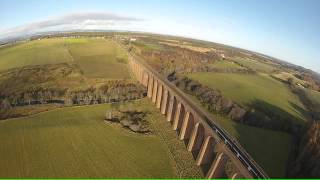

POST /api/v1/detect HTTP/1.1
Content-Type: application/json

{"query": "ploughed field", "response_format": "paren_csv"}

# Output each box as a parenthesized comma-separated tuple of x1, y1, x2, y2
(0, 99, 201, 178)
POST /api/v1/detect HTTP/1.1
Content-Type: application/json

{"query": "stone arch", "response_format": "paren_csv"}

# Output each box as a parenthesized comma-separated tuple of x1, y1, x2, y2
(196, 136, 217, 166)
(165, 91, 171, 115)
(173, 102, 185, 131)
(142, 71, 149, 87)
(170, 96, 178, 122)
(206, 152, 228, 178)
(156, 83, 163, 109)
(179, 111, 195, 141)
(160, 89, 169, 115)
(187, 122, 205, 153)
(147, 75, 154, 98)
(152, 80, 158, 103)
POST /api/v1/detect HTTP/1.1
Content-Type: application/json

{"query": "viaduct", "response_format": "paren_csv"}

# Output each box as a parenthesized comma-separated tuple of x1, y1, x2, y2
(127, 52, 269, 179)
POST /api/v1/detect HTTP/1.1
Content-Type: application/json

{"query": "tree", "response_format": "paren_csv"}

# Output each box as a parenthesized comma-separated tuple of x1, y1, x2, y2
(288, 77, 294, 85)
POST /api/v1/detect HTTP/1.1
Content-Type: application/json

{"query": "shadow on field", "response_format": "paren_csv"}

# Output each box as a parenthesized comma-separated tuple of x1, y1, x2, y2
(244, 99, 305, 132)
(232, 99, 306, 177)
(288, 101, 311, 121)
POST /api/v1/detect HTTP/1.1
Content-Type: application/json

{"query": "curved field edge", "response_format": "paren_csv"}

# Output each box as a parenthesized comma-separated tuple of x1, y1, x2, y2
(0, 99, 202, 178)
(186, 72, 307, 124)
(185, 91, 291, 178)
(0, 38, 130, 79)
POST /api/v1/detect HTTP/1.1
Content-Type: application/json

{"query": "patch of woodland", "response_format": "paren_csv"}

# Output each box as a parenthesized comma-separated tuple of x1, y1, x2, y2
(296, 72, 320, 92)
(185, 65, 256, 74)
(0, 63, 147, 119)
(104, 109, 151, 134)
(168, 73, 302, 134)
(289, 83, 320, 121)
(289, 121, 320, 178)
(0, 103, 63, 120)
(130, 41, 257, 77)
(274, 77, 320, 121)
(131, 42, 218, 74)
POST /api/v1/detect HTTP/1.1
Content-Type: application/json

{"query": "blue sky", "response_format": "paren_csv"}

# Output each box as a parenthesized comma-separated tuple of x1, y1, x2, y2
(0, 0, 319, 72)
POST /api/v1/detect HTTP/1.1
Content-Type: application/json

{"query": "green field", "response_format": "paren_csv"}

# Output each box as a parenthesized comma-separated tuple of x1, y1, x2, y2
(187, 72, 307, 124)
(0, 99, 201, 178)
(304, 88, 320, 105)
(185, 72, 310, 177)
(186, 92, 291, 178)
(210, 60, 245, 70)
(234, 57, 276, 73)
(0, 38, 130, 79)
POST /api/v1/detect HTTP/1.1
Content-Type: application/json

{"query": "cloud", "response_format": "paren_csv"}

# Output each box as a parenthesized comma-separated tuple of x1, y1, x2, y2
(0, 12, 143, 40)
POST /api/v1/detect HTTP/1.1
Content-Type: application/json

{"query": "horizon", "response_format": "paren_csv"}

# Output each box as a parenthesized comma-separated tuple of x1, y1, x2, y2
(1, 0, 319, 72)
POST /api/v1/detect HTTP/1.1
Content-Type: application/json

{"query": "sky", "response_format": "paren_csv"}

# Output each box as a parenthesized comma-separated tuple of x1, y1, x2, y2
(0, 0, 319, 72)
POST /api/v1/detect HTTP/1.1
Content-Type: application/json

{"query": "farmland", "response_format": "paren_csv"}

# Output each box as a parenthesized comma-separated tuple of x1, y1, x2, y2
(233, 57, 277, 73)
(0, 38, 130, 79)
(0, 99, 201, 178)
(186, 72, 308, 124)
(186, 94, 291, 177)
(304, 88, 320, 105)
(123, 35, 312, 177)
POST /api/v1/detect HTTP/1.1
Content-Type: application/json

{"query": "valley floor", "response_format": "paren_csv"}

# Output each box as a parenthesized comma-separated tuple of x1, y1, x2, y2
(0, 98, 202, 178)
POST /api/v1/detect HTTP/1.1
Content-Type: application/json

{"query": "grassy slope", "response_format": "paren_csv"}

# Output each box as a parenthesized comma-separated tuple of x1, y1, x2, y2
(304, 88, 320, 105)
(184, 72, 309, 177)
(234, 57, 276, 73)
(186, 94, 291, 177)
(0, 39, 71, 71)
(0, 38, 130, 79)
(0, 99, 191, 178)
(210, 60, 245, 69)
(187, 72, 307, 124)
(67, 39, 130, 79)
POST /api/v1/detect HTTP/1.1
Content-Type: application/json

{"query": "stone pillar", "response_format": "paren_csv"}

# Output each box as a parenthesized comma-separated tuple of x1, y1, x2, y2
(206, 153, 228, 179)
(179, 111, 194, 140)
(147, 76, 153, 98)
(136, 64, 139, 79)
(166, 96, 176, 122)
(231, 173, 240, 179)
(156, 84, 163, 109)
(139, 66, 143, 83)
(172, 102, 185, 130)
(137, 65, 141, 83)
(143, 72, 148, 87)
(187, 122, 204, 152)
(152, 80, 158, 103)
(160, 90, 169, 115)
(196, 136, 216, 166)
(133, 62, 137, 77)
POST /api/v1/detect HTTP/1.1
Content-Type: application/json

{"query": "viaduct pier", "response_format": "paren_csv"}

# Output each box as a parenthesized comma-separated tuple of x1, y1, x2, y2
(127, 51, 269, 179)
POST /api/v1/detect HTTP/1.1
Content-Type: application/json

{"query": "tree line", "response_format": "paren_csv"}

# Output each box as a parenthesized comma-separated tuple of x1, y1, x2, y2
(168, 73, 302, 134)
(0, 80, 147, 110)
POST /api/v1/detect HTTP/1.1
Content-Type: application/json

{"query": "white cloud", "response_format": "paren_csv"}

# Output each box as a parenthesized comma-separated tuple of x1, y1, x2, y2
(0, 12, 143, 40)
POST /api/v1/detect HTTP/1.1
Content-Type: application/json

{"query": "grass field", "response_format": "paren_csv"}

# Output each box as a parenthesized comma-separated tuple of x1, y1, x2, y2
(0, 99, 202, 178)
(234, 57, 276, 73)
(187, 72, 307, 124)
(0, 38, 130, 79)
(185, 72, 310, 177)
(185, 93, 291, 178)
(210, 60, 245, 70)
(304, 88, 320, 105)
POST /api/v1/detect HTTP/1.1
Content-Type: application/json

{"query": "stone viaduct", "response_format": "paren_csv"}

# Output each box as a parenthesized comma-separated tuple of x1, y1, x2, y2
(128, 53, 268, 179)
